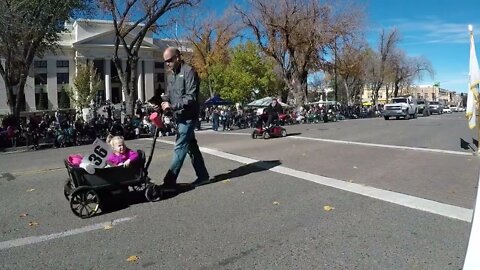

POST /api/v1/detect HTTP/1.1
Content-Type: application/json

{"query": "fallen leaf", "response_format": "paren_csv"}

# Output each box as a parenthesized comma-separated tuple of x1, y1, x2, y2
(127, 255, 139, 262)
(28, 221, 39, 226)
(273, 201, 280, 205)
(353, 166, 358, 169)
(104, 223, 113, 230)
(26, 188, 35, 192)
(348, 180, 354, 183)
(222, 179, 231, 183)
(19, 213, 28, 218)
(323, 205, 334, 211)
(241, 191, 245, 194)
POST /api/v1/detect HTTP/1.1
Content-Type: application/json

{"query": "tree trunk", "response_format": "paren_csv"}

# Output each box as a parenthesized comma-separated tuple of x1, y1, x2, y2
(13, 74, 28, 120)
(344, 80, 350, 106)
(394, 81, 400, 97)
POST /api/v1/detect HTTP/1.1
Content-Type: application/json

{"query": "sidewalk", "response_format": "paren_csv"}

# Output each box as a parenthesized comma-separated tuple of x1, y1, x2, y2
(1, 122, 215, 153)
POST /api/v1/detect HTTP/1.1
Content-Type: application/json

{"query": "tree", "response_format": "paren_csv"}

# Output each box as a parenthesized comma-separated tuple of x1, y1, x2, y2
(65, 62, 101, 111)
(236, 0, 364, 106)
(336, 43, 368, 105)
(181, 9, 241, 98)
(0, 0, 90, 120)
(99, 0, 199, 117)
(365, 29, 400, 106)
(208, 42, 281, 103)
(388, 49, 434, 97)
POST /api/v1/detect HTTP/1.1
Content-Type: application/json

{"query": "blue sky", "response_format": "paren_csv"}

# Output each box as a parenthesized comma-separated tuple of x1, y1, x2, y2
(364, 0, 480, 93)
(196, 0, 480, 93)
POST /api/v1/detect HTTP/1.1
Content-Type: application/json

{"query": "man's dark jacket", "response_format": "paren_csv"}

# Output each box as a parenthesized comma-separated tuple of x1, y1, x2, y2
(162, 62, 200, 120)
(266, 102, 283, 115)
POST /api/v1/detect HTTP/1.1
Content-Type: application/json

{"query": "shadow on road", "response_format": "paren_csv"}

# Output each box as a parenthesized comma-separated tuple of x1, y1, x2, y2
(99, 183, 195, 215)
(460, 138, 477, 152)
(210, 160, 282, 183)
(96, 160, 282, 216)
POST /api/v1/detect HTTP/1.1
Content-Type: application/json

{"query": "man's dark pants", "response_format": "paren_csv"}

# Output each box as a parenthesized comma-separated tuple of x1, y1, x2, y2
(163, 118, 209, 186)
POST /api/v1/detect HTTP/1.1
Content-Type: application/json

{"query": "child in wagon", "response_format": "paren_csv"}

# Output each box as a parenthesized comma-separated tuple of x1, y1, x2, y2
(107, 135, 139, 167)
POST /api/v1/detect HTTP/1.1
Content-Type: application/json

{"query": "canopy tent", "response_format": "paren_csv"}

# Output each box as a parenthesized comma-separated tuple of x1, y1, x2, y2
(204, 96, 233, 106)
(246, 97, 290, 108)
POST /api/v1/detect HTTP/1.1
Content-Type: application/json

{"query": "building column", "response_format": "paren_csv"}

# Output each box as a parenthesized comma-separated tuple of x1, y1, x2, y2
(0, 59, 8, 113)
(137, 60, 144, 102)
(25, 70, 36, 111)
(121, 59, 126, 102)
(47, 59, 57, 109)
(144, 60, 154, 101)
(104, 58, 112, 102)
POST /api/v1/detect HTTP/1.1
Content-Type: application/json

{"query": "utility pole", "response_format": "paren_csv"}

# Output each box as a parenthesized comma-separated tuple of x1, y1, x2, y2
(334, 38, 338, 103)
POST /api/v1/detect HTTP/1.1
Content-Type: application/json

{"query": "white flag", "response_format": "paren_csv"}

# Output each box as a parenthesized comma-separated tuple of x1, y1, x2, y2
(466, 27, 480, 129)
(463, 25, 480, 270)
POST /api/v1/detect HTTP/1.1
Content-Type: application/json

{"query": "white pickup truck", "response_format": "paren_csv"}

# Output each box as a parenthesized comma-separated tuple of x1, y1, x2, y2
(383, 96, 418, 120)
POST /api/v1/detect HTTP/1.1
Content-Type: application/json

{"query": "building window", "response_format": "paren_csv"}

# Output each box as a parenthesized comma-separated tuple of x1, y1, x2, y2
(155, 62, 164, 69)
(93, 60, 105, 78)
(56, 60, 69, 68)
(34, 61, 47, 68)
(57, 73, 69, 84)
(34, 73, 47, 85)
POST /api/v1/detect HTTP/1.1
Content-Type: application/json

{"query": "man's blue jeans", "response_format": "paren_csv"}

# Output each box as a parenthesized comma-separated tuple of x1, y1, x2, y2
(164, 119, 209, 185)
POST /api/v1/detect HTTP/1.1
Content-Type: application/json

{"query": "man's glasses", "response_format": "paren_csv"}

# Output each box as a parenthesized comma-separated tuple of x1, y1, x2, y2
(164, 56, 176, 63)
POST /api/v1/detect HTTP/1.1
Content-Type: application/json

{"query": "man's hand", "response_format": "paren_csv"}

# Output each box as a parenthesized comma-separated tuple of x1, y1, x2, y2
(161, 102, 171, 111)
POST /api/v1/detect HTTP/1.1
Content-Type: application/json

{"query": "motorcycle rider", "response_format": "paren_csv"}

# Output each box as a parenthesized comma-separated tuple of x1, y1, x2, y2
(265, 98, 283, 128)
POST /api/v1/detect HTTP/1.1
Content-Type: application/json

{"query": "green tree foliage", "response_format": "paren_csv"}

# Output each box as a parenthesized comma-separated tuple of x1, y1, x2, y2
(0, 0, 91, 120)
(65, 62, 101, 110)
(209, 42, 281, 104)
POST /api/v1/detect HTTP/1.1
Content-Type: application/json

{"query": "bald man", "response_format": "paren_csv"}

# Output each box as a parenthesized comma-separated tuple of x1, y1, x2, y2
(158, 47, 209, 189)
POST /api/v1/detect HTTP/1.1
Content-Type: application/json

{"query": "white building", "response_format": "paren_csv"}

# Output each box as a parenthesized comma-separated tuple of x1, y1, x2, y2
(0, 19, 188, 115)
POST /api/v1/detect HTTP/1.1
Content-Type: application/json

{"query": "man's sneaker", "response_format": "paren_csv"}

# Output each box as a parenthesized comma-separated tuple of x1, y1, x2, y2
(191, 176, 210, 187)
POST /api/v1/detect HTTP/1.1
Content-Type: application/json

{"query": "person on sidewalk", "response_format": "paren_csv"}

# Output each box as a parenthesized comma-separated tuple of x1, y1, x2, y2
(157, 47, 210, 190)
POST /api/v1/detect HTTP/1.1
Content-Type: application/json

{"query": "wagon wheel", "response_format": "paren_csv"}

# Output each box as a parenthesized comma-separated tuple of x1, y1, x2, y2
(251, 131, 257, 139)
(281, 129, 287, 137)
(132, 182, 147, 192)
(263, 131, 270, 139)
(145, 183, 162, 202)
(63, 179, 75, 200)
(70, 187, 101, 218)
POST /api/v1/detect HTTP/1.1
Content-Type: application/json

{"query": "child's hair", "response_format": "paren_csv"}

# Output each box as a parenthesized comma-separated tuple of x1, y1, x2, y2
(106, 134, 114, 144)
(109, 136, 125, 149)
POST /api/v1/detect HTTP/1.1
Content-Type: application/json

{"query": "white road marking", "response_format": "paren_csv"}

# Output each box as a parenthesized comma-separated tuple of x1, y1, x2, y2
(156, 138, 473, 222)
(0, 216, 135, 251)
(287, 136, 474, 156)
(192, 131, 474, 156)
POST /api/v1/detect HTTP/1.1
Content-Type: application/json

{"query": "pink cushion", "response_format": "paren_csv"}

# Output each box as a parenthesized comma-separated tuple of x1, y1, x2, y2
(67, 154, 83, 167)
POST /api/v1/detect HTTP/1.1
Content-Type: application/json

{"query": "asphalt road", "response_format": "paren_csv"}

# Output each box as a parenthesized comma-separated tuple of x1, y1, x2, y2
(0, 112, 477, 269)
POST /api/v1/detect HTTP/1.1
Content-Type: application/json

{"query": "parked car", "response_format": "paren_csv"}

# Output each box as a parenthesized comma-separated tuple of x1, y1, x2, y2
(429, 101, 443, 114)
(383, 95, 418, 120)
(417, 99, 430, 116)
(443, 107, 452, 114)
